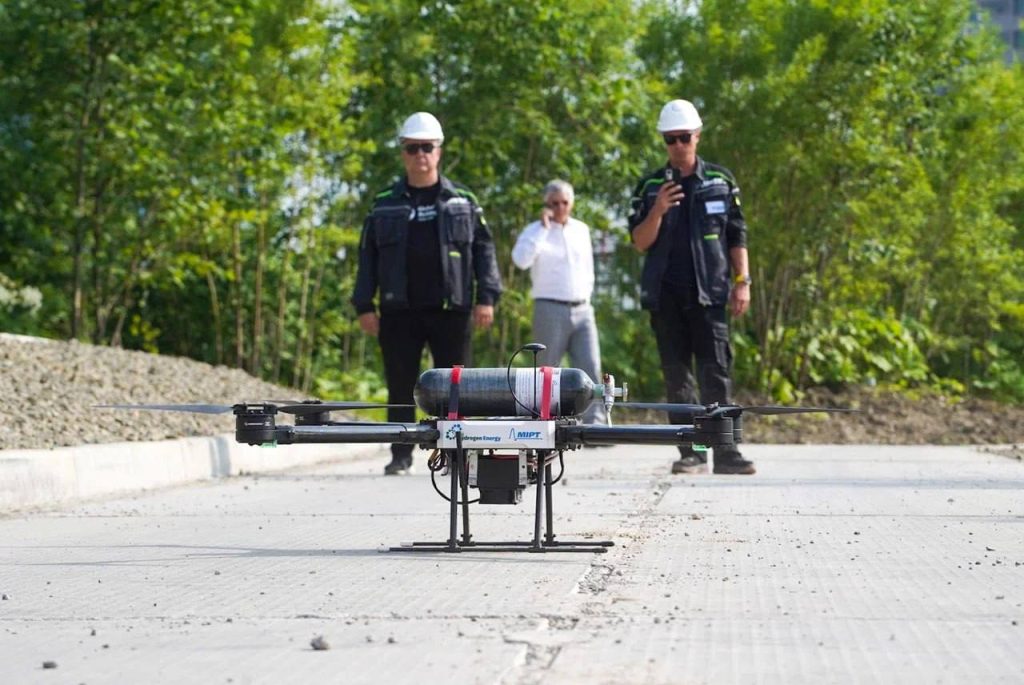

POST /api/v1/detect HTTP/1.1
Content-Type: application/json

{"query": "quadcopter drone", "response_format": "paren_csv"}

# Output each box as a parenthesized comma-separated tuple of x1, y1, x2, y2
(102, 343, 852, 554)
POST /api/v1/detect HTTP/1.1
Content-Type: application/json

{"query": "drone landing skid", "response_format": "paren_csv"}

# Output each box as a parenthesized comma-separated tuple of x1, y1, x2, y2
(388, 435, 613, 554)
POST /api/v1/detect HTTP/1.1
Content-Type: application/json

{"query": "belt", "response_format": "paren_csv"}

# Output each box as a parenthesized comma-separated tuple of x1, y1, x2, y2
(536, 297, 589, 307)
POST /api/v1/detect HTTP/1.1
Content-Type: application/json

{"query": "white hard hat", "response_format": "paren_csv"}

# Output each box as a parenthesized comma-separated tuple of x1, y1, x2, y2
(398, 112, 444, 142)
(656, 99, 703, 132)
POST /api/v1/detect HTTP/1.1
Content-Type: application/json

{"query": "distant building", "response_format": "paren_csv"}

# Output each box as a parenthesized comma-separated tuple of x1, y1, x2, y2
(974, 0, 1023, 62)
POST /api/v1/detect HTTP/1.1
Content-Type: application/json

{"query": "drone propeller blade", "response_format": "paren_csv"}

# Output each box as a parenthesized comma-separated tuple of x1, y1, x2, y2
(615, 402, 858, 417)
(277, 402, 414, 416)
(96, 401, 415, 417)
(96, 403, 235, 415)
(615, 402, 707, 413)
(734, 405, 859, 416)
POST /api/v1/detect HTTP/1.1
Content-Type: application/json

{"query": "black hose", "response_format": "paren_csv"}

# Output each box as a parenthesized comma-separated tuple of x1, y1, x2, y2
(506, 346, 540, 418)
(547, 451, 567, 485)
(428, 450, 479, 504)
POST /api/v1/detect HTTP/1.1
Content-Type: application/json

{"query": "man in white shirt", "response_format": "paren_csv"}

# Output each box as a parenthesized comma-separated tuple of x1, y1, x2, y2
(511, 179, 606, 425)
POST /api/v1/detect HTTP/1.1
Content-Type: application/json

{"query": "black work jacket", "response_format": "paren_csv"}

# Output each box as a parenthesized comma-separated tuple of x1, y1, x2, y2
(352, 175, 503, 314)
(627, 157, 747, 310)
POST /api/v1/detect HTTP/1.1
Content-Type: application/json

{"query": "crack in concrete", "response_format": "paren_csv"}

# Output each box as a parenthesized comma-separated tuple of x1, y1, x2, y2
(572, 563, 614, 595)
(496, 476, 675, 683)
(498, 619, 557, 685)
(498, 615, 590, 685)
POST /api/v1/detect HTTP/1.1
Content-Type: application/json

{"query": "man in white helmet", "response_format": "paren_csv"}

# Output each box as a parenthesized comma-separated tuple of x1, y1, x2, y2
(627, 99, 755, 475)
(353, 111, 502, 475)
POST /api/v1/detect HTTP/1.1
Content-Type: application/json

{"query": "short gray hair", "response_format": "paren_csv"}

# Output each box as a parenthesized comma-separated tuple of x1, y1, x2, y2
(543, 179, 574, 204)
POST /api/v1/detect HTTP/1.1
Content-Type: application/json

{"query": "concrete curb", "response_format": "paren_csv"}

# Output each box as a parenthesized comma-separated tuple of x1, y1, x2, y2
(0, 434, 384, 512)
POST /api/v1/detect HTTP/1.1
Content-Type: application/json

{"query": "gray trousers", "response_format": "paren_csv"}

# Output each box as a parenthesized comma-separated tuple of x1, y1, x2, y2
(531, 300, 607, 424)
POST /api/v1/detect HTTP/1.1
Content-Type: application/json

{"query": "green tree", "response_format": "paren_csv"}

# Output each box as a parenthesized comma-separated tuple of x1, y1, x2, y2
(343, 0, 654, 373)
(638, 0, 1024, 400)
(3, 0, 1022, 406)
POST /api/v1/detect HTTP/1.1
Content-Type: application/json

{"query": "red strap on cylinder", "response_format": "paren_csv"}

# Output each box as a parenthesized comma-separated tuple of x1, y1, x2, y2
(539, 366, 554, 419)
(447, 365, 463, 420)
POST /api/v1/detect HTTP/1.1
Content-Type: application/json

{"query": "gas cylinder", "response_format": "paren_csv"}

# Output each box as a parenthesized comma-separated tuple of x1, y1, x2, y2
(414, 367, 602, 418)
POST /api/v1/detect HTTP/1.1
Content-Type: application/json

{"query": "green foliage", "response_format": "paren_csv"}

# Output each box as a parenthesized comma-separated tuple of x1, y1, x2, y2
(1, 0, 1022, 405)
(771, 308, 936, 388)
(638, 0, 1024, 402)
(969, 341, 1024, 401)
(0, 271, 43, 333)
(344, 0, 653, 367)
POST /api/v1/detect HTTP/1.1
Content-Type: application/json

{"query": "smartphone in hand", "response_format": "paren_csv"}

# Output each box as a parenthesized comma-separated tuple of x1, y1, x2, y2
(541, 207, 554, 228)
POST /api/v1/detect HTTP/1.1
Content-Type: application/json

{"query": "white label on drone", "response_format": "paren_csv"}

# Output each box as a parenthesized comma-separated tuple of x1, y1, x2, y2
(438, 420, 555, 449)
(513, 368, 561, 416)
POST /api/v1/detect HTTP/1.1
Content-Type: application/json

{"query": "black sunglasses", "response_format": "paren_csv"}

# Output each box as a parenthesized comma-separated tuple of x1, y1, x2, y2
(403, 142, 437, 155)
(663, 132, 694, 145)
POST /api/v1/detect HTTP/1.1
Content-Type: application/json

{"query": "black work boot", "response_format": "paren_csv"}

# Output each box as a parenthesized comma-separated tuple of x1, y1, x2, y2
(712, 448, 756, 475)
(671, 448, 708, 475)
(383, 455, 413, 475)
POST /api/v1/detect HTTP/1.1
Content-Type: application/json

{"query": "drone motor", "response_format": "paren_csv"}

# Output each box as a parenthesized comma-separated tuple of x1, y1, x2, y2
(693, 415, 738, 447)
(233, 404, 278, 445)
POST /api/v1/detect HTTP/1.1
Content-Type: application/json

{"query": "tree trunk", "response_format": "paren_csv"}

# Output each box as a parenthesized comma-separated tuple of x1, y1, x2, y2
(342, 327, 352, 374)
(110, 298, 129, 348)
(71, 75, 97, 339)
(89, 172, 110, 343)
(70, 0, 112, 341)
(232, 219, 245, 368)
(272, 237, 292, 383)
(250, 198, 267, 374)
(300, 261, 327, 394)
(206, 269, 224, 365)
(292, 229, 314, 389)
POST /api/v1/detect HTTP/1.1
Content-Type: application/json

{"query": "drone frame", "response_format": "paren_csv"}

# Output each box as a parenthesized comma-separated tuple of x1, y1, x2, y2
(385, 364, 733, 554)
(102, 347, 852, 555)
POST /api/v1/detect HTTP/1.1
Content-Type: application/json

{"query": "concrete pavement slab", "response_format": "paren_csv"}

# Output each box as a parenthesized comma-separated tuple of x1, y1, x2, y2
(0, 443, 1021, 684)
(542, 445, 1024, 684)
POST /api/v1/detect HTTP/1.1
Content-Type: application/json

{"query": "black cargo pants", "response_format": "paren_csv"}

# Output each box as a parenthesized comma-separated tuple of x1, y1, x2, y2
(378, 308, 472, 462)
(649, 289, 741, 458)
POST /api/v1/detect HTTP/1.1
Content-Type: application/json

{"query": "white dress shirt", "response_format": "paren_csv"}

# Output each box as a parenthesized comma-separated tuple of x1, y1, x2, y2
(511, 217, 595, 302)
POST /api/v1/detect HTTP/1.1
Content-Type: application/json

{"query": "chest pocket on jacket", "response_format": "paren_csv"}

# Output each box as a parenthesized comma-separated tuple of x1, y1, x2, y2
(695, 188, 729, 236)
(372, 206, 409, 248)
(444, 203, 474, 244)
(369, 206, 409, 306)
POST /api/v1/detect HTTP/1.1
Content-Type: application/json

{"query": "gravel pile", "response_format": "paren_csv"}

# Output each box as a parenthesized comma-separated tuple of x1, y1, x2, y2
(3, 332, 1022, 453)
(0, 333, 314, 450)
